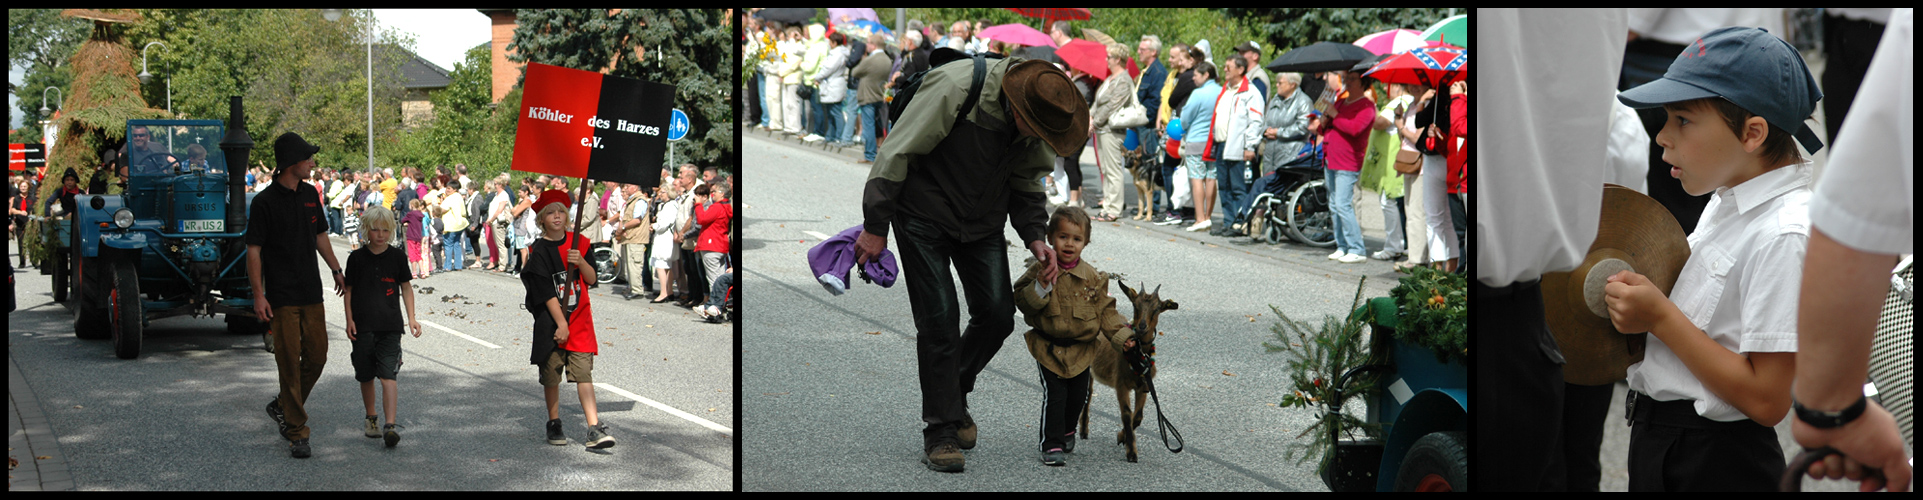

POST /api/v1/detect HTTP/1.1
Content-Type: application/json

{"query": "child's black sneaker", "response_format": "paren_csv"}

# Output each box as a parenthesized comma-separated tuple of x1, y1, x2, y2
(384, 423, 403, 448)
(546, 418, 567, 445)
(290, 438, 311, 458)
(1041, 448, 1066, 466)
(585, 423, 616, 449)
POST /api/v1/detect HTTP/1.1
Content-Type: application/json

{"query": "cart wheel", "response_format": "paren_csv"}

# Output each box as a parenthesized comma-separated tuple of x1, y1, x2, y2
(51, 251, 68, 302)
(74, 253, 110, 339)
(1394, 431, 1467, 492)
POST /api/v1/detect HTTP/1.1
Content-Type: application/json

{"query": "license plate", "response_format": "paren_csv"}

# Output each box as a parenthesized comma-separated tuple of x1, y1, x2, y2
(180, 219, 223, 232)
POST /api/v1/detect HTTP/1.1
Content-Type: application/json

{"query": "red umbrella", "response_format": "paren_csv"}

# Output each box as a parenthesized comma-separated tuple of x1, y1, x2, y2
(1005, 8, 1091, 32)
(1055, 39, 1110, 80)
(1361, 43, 1467, 89)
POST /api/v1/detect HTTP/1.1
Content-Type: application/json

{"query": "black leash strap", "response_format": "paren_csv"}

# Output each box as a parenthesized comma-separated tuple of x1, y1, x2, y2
(1126, 341, 1184, 453)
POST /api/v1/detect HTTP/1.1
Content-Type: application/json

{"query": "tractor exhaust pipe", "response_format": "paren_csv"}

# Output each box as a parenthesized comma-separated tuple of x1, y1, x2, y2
(219, 96, 253, 233)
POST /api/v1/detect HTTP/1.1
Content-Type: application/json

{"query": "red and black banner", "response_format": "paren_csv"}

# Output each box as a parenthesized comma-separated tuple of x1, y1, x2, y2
(511, 62, 674, 190)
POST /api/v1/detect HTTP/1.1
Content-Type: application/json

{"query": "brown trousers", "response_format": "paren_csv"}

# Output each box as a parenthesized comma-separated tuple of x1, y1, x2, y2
(271, 303, 329, 441)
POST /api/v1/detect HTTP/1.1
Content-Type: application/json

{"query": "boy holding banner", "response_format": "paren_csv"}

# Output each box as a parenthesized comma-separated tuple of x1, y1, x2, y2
(522, 189, 615, 450)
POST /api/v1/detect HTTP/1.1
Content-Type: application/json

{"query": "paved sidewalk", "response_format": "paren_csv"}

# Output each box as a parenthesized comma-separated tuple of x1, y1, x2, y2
(10, 352, 75, 491)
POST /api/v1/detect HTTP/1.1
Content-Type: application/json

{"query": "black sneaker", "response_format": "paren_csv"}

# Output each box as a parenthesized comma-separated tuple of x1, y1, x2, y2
(546, 418, 567, 445)
(584, 423, 616, 449)
(383, 423, 403, 448)
(290, 438, 311, 458)
(267, 398, 290, 438)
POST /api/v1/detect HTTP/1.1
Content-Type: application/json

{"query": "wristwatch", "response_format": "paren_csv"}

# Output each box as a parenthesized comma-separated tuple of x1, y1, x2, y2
(1793, 394, 1867, 429)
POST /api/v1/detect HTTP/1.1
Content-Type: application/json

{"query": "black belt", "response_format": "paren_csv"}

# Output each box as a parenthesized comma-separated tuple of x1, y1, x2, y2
(1627, 391, 1768, 430)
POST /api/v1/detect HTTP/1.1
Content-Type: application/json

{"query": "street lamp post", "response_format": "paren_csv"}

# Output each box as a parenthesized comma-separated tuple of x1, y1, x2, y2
(322, 8, 375, 174)
(138, 41, 172, 117)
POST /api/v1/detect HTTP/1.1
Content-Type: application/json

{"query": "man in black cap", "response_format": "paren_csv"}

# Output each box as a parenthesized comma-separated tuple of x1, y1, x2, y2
(248, 132, 346, 458)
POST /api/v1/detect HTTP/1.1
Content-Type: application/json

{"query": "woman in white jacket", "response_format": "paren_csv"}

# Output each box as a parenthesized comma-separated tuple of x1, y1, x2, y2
(806, 33, 850, 143)
(647, 183, 684, 303)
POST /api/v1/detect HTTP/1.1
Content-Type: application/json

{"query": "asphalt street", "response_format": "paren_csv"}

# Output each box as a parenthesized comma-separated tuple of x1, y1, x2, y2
(8, 232, 732, 490)
(741, 128, 1407, 491)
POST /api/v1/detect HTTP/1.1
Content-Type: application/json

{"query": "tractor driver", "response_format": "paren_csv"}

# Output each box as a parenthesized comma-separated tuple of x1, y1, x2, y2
(125, 125, 178, 175)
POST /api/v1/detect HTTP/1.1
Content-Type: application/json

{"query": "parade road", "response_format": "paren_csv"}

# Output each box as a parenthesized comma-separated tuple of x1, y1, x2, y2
(739, 128, 1400, 491)
(8, 233, 732, 490)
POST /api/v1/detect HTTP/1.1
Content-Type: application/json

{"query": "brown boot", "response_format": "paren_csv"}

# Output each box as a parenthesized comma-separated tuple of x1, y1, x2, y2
(922, 441, 965, 473)
(957, 413, 977, 450)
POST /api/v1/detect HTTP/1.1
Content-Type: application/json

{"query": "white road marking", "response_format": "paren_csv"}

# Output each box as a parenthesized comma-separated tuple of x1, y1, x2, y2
(594, 383, 733, 435)
(419, 319, 502, 349)
(802, 230, 831, 241)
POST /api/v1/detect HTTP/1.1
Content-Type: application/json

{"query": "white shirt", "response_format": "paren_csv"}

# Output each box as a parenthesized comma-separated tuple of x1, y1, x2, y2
(1627, 160, 1812, 422)
(1476, 8, 1626, 287)
(1811, 8, 1912, 255)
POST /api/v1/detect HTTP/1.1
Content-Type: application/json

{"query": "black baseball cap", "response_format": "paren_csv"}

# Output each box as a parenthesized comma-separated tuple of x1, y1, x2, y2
(1618, 26, 1825, 153)
(273, 132, 321, 172)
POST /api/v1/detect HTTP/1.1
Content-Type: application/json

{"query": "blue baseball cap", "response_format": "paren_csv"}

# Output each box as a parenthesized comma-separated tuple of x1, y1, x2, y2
(1618, 26, 1825, 153)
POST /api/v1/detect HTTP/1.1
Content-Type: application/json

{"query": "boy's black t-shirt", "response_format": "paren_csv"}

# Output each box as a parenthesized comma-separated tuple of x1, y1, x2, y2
(522, 232, 596, 365)
(345, 245, 412, 332)
(244, 180, 327, 307)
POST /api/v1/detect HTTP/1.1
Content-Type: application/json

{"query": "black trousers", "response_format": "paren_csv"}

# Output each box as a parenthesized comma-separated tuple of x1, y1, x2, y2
(892, 213, 1016, 448)
(1627, 392, 1784, 491)
(1037, 364, 1090, 453)
(1474, 279, 1566, 491)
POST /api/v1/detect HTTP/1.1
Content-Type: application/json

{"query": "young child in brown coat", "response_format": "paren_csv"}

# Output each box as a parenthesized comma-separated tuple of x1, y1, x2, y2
(1012, 205, 1130, 466)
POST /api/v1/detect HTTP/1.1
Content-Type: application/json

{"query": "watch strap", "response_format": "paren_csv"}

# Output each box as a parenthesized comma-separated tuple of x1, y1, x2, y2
(1793, 394, 1867, 429)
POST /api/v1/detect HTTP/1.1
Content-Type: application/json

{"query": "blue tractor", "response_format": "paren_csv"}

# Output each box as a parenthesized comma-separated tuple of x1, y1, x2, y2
(70, 97, 262, 359)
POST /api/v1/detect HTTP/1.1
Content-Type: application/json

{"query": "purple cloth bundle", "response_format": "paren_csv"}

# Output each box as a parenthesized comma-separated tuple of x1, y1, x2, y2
(807, 225, 898, 295)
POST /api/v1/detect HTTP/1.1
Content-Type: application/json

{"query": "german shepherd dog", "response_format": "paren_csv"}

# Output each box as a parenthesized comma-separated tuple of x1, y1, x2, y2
(1078, 280, 1178, 462)
(1125, 143, 1159, 221)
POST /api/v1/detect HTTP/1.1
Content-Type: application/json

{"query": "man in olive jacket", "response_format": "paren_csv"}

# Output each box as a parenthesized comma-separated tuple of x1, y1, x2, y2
(852, 58, 1089, 473)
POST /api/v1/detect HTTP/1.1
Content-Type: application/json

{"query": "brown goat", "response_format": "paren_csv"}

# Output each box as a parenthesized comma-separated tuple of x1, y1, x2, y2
(1078, 280, 1178, 463)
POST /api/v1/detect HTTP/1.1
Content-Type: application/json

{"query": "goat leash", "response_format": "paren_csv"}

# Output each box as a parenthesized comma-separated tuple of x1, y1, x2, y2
(1124, 323, 1184, 453)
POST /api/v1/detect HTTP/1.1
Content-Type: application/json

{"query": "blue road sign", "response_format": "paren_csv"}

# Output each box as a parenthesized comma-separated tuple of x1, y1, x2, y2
(668, 109, 689, 141)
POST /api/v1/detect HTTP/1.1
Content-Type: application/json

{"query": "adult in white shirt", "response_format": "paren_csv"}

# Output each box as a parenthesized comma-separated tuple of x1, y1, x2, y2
(1478, 8, 1625, 491)
(1792, 7, 1913, 492)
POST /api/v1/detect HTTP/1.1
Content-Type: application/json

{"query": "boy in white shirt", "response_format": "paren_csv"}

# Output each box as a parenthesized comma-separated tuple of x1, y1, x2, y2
(1605, 26, 1823, 491)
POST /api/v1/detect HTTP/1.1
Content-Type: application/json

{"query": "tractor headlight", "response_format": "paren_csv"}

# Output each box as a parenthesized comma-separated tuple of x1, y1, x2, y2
(113, 208, 134, 229)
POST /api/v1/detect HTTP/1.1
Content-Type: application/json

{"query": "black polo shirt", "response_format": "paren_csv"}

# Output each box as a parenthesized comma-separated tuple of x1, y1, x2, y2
(345, 245, 411, 332)
(245, 179, 327, 307)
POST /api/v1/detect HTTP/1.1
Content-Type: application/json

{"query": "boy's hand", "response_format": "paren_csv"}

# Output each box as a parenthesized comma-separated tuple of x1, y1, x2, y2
(1603, 270, 1674, 334)
(566, 249, 588, 269)
(345, 319, 357, 341)
(409, 320, 422, 338)
(554, 323, 569, 345)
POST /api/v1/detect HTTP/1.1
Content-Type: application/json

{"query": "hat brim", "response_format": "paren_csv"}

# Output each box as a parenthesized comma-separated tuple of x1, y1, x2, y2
(1003, 60, 1090, 157)
(1616, 77, 1721, 109)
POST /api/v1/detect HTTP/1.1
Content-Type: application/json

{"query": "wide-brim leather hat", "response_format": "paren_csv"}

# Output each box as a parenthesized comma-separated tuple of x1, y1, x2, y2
(1001, 59, 1090, 157)
(273, 132, 321, 172)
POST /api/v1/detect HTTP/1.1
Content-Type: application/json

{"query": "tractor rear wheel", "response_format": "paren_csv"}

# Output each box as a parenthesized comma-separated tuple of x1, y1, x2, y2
(109, 258, 144, 359)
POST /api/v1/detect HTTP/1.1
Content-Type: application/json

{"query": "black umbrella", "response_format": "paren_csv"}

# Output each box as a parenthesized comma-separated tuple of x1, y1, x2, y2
(1265, 41, 1378, 73)
(1020, 45, 1062, 65)
(755, 8, 815, 25)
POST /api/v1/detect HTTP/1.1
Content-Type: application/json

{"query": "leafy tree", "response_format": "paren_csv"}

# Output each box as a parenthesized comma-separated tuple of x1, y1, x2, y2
(1223, 8, 1459, 55)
